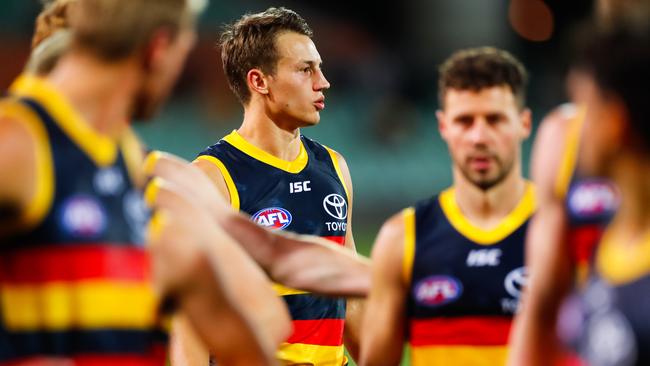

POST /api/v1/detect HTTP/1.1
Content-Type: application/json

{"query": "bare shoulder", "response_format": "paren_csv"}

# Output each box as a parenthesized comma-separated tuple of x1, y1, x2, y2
(192, 157, 230, 200)
(0, 102, 40, 205)
(371, 210, 409, 277)
(531, 103, 579, 200)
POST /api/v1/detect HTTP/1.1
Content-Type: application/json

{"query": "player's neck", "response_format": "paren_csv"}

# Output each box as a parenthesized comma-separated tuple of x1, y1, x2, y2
(609, 153, 650, 239)
(452, 166, 527, 229)
(238, 103, 302, 161)
(46, 52, 140, 140)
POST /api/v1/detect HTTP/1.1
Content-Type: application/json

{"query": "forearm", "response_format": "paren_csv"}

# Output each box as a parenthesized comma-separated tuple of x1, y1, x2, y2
(343, 299, 364, 362)
(222, 214, 371, 296)
(174, 254, 277, 366)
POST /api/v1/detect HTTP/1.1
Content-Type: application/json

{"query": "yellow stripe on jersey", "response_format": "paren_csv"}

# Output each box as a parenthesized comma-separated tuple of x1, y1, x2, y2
(121, 127, 146, 188)
(271, 283, 308, 296)
(1, 280, 159, 331)
(9, 74, 118, 167)
(194, 155, 240, 210)
(0, 99, 54, 230)
(402, 207, 416, 285)
(554, 105, 587, 199)
(277, 342, 346, 366)
(222, 130, 308, 174)
(596, 229, 650, 286)
(324, 147, 350, 202)
(439, 182, 536, 245)
(410, 345, 508, 366)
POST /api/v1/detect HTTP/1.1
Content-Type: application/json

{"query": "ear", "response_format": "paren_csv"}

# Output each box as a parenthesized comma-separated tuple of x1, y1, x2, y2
(436, 110, 448, 140)
(519, 108, 533, 139)
(246, 69, 269, 96)
(142, 28, 174, 72)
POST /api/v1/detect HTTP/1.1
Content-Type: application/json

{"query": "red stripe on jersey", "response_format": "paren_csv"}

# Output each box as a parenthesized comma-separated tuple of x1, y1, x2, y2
(322, 236, 345, 246)
(568, 225, 604, 265)
(286, 319, 345, 346)
(409, 316, 512, 346)
(0, 245, 150, 283)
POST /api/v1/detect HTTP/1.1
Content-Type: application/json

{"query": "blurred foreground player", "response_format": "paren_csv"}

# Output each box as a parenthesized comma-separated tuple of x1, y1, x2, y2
(360, 48, 533, 366)
(559, 15, 650, 366)
(506, 1, 648, 364)
(0, 0, 290, 364)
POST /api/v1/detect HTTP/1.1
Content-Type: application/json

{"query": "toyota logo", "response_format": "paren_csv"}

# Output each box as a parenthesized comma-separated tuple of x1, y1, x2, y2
(504, 267, 528, 298)
(323, 193, 347, 220)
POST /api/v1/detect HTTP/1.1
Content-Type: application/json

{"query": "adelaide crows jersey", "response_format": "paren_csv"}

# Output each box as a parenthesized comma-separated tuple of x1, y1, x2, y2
(197, 130, 349, 366)
(403, 183, 535, 366)
(0, 75, 165, 365)
(554, 106, 619, 285)
(560, 232, 650, 366)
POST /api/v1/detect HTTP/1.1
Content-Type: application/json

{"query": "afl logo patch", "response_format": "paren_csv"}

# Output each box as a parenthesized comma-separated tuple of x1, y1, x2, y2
(252, 207, 292, 230)
(59, 195, 107, 238)
(568, 180, 618, 219)
(323, 193, 347, 220)
(505, 267, 528, 298)
(413, 275, 463, 307)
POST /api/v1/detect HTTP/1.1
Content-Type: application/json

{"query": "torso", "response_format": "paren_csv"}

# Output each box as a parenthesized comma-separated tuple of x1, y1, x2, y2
(404, 183, 535, 366)
(197, 130, 349, 366)
(0, 75, 164, 365)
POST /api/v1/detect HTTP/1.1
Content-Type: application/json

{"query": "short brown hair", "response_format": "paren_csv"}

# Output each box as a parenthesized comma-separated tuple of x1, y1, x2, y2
(220, 7, 313, 104)
(68, 0, 198, 61)
(438, 47, 528, 109)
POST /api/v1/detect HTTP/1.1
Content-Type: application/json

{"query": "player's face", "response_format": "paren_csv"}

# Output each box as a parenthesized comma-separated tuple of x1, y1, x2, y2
(438, 86, 531, 190)
(266, 32, 330, 128)
(569, 71, 623, 177)
(134, 26, 197, 120)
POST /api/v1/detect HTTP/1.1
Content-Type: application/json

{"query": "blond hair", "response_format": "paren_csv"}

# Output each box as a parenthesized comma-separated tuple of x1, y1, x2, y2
(68, 0, 205, 61)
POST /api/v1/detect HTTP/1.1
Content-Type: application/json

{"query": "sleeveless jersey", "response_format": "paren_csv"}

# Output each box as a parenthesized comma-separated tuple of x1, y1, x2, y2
(554, 106, 619, 285)
(0, 75, 165, 366)
(197, 130, 349, 366)
(404, 183, 535, 366)
(560, 232, 650, 366)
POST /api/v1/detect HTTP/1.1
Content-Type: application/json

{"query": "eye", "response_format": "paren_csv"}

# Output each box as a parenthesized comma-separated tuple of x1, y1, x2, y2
(486, 114, 505, 124)
(455, 115, 473, 126)
(302, 66, 312, 74)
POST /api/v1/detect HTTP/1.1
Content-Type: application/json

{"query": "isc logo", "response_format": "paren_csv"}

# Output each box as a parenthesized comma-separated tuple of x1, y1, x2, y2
(466, 248, 502, 267)
(252, 207, 292, 230)
(413, 275, 463, 307)
(290, 181, 311, 193)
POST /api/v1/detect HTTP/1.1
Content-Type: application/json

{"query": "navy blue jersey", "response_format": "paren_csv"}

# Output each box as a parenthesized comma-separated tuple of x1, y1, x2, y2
(197, 130, 349, 365)
(404, 183, 535, 366)
(555, 107, 619, 284)
(561, 233, 650, 366)
(0, 75, 164, 365)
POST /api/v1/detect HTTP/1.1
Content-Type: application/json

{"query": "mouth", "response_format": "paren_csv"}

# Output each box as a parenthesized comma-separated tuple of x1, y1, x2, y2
(468, 156, 493, 171)
(314, 97, 325, 111)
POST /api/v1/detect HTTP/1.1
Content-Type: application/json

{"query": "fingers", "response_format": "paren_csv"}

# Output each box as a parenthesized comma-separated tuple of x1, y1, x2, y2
(143, 151, 226, 217)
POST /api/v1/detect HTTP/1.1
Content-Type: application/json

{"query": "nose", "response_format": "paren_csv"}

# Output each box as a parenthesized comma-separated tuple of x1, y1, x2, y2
(468, 117, 490, 145)
(314, 69, 330, 91)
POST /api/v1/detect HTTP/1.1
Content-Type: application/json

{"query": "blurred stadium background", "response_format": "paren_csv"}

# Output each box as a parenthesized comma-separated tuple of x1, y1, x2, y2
(0, 0, 591, 256)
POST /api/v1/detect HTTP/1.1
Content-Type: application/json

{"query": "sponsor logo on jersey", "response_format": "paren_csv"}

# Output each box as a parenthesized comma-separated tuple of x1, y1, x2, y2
(59, 195, 107, 238)
(568, 180, 618, 219)
(466, 248, 502, 267)
(504, 266, 528, 298)
(94, 167, 125, 196)
(252, 207, 292, 230)
(413, 275, 463, 307)
(323, 193, 347, 220)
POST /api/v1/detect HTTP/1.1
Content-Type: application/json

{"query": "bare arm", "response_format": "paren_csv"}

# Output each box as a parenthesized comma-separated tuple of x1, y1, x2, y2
(191, 154, 371, 297)
(507, 108, 576, 366)
(360, 212, 409, 366)
(146, 179, 291, 365)
(0, 103, 42, 235)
